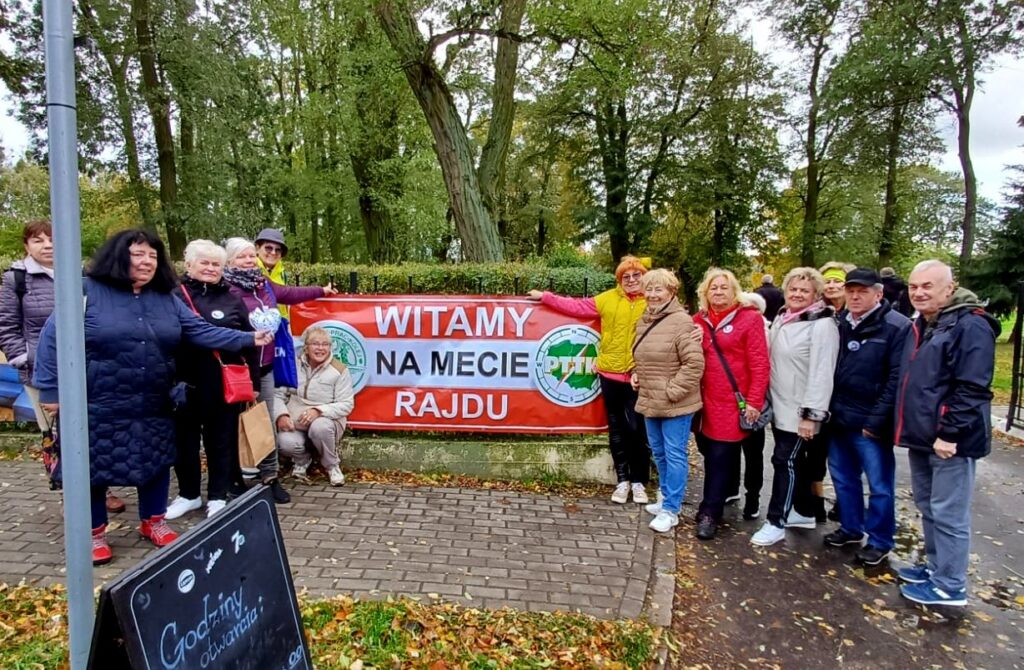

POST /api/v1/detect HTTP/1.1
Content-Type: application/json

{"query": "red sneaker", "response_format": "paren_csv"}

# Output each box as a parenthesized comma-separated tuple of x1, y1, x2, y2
(92, 526, 112, 565)
(139, 515, 178, 547)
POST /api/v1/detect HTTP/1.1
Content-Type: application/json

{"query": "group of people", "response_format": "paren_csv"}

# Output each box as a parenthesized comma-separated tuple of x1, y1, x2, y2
(532, 256, 997, 607)
(0, 223, 355, 567)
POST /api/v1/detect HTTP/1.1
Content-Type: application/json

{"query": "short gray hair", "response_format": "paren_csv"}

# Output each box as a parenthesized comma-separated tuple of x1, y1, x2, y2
(224, 237, 256, 264)
(911, 259, 953, 283)
(183, 239, 226, 265)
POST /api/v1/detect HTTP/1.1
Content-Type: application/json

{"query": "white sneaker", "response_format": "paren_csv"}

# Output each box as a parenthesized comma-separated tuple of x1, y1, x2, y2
(751, 522, 786, 546)
(631, 483, 649, 504)
(645, 491, 665, 515)
(206, 500, 226, 517)
(291, 463, 309, 482)
(784, 511, 817, 529)
(165, 496, 202, 520)
(328, 466, 345, 487)
(649, 511, 679, 533)
(725, 493, 741, 504)
(611, 482, 630, 504)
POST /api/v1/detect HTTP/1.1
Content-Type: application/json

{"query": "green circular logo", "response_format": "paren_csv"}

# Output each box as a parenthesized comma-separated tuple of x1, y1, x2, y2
(307, 320, 369, 393)
(532, 325, 601, 407)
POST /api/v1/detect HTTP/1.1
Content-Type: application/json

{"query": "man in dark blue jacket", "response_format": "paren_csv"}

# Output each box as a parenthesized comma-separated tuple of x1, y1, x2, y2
(824, 268, 911, 566)
(894, 260, 999, 607)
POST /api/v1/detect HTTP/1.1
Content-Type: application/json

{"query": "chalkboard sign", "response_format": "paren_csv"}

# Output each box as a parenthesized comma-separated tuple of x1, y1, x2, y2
(88, 485, 311, 670)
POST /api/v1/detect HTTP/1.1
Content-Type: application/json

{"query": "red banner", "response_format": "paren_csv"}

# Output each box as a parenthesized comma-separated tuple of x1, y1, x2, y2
(289, 296, 607, 433)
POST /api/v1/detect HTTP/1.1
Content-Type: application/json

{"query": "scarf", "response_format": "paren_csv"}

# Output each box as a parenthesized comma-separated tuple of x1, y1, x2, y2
(707, 303, 740, 328)
(781, 299, 826, 325)
(222, 266, 265, 292)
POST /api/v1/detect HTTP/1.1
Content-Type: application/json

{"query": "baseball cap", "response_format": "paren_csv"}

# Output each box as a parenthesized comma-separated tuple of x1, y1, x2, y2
(844, 267, 881, 287)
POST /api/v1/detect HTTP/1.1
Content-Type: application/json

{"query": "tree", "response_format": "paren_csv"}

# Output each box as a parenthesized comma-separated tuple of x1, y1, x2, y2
(374, 0, 525, 262)
(893, 0, 1024, 271)
(966, 166, 1024, 317)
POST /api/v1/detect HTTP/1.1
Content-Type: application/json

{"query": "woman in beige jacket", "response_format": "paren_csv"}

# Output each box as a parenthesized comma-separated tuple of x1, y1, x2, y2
(274, 327, 355, 486)
(630, 269, 705, 533)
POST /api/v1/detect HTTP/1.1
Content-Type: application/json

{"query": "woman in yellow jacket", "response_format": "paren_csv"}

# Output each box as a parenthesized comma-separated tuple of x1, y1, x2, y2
(528, 256, 651, 504)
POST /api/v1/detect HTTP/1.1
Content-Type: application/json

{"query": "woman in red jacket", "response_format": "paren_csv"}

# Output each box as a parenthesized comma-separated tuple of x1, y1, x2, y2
(693, 268, 770, 540)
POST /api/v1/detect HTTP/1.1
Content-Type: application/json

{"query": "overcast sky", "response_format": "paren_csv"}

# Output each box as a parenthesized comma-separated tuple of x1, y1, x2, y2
(1, 18, 1022, 206)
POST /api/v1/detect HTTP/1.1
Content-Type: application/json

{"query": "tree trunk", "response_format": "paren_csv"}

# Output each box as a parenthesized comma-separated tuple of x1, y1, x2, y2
(878, 103, 906, 268)
(596, 100, 631, 262)
(800, 28, 832, 269)
(375, 0, 504, 262)
(476, 0, 526, 222)
(956, 99, 977, 273)
(79, 0, 155, 228)
(132, 0, 184, 256)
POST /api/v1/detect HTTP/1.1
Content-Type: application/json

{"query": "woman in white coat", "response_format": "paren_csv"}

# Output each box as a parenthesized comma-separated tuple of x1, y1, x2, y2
(751, 267, 839, 546)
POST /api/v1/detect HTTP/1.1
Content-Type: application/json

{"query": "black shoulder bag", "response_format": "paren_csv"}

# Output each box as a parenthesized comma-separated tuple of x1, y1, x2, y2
(707, 325, 773, 431)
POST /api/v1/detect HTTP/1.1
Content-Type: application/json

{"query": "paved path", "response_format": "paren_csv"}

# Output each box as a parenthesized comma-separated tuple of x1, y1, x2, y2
(0, 461, 673, 623)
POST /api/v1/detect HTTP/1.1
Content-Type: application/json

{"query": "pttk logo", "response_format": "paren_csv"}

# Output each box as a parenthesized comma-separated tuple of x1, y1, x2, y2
(532, 325, 601, 407)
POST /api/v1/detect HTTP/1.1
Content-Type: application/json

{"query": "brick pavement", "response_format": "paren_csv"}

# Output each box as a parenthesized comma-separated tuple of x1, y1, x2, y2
(0, 460, 674, 622)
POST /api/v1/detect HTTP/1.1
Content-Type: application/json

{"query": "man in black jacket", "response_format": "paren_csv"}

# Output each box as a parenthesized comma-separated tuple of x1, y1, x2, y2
(754, 274, 784, 322)
(894, 260, 999, 607)
(823, 268, 911, 566)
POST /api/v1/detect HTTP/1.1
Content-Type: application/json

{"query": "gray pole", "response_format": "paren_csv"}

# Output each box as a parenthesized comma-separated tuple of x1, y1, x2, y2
(42, 0, 94, 666)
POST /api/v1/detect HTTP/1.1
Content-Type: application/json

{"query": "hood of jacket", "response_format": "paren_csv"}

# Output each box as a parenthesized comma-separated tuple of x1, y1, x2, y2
(931, 287, 1002, 339)
(181, 274, 231, 296)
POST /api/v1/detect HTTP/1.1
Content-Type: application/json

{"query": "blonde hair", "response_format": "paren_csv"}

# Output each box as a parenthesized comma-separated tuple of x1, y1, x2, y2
(224, 237, 256, 265)
(183, 239, 226, 266)
(782, 267, 825, 297)
(303, 326, 332, 344)
(615, 256, 649, 283)
(696, 267, 748, 312)
(640, 268, 680, 294)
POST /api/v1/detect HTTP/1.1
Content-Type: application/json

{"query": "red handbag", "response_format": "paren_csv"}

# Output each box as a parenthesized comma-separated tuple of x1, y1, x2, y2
(180, 285, 256, 404)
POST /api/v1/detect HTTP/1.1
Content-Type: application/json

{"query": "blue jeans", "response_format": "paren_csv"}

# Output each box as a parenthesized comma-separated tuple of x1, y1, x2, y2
(908, 450, 976, 593)
(645, 414, 694, 515)
(90, 468, 171, 529)
(828, 427, 896, 550)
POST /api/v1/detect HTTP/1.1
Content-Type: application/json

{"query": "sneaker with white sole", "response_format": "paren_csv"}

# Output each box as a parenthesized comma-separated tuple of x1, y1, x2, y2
(649, 511, 679, 533)
(900, 580, 967, 607)
(206, 499, 227, 517)
(611, 482, 630, 504)
(784, 510, 816, 529)
(645, 491, 665, 515)
(328, 466, 345, 487)
(725, 493, 741, 505)
(750, 522, 786, 546)
(291, 462, 309, 482)
(631, 483, 649, 504)
(165, 496, 202, 520)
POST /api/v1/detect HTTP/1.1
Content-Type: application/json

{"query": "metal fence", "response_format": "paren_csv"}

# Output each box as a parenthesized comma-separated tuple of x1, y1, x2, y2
(1007, 281, 1024, 431)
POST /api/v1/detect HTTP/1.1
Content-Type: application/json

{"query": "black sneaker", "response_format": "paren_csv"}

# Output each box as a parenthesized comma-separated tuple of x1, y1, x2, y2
(742, 500, 760, 520)
(823, 529, 865, 547)
(724, 493, 741, 505)
(856, 544, 891, 566)
(827, 502, 841, 522)
(695, 515, 717, 541)
(268, 479, 291, 504)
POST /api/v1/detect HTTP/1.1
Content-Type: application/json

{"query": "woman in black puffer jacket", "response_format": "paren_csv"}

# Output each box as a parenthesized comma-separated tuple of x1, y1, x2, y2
(166, 240, 260, 521)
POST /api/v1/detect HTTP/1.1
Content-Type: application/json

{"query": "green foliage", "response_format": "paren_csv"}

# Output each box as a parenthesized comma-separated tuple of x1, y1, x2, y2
(966, 168, 1024, 316)
(541, 242, 594, 268)
(287, 261, 615, 296)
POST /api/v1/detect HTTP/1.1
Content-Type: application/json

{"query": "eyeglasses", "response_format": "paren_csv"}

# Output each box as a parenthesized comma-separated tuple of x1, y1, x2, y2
(622, 272, 644, 281)
(307, 341, 332, 348)
(260, 244, 283, 255)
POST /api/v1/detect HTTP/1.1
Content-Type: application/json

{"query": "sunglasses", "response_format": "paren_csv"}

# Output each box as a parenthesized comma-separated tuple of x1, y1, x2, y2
(261, 244, 283, 255)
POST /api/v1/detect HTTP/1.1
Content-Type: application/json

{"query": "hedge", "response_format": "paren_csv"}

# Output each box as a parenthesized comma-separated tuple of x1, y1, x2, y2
(0, 258, 615, 297)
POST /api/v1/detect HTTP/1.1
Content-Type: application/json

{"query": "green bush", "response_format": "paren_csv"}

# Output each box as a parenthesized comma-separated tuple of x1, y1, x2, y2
(284, 261, 615, 297)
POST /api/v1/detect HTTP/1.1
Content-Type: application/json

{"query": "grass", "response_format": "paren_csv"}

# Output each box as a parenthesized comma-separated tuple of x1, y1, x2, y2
(994, 341, 1012, 405)
(0, 584, 660, 669)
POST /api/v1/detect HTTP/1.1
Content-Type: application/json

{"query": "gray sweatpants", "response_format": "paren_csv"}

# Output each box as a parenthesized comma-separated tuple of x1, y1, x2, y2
(908, 449, 976, 593)
(278, 418, 341, 470)
(257, 371, 279, 481)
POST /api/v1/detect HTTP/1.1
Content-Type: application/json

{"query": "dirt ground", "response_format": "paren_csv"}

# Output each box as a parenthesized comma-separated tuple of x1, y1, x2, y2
(668, 437, 1024, 669)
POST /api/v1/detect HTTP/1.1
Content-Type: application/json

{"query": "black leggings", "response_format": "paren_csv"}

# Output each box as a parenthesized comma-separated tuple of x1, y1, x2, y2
(599, 376, 650, 485)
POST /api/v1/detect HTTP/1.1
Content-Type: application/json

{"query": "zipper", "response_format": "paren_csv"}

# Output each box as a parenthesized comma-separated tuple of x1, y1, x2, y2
(893, 320, 922, 445)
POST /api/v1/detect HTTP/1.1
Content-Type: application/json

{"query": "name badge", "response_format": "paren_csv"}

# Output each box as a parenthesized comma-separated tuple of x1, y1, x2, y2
(848, 340, 861, 352)
(723, 325, 734, 334)
(211, 310, 225, 320)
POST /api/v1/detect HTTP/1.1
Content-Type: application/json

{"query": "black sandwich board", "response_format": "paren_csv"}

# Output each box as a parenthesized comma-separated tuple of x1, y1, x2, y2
(88, 485, 311, 670)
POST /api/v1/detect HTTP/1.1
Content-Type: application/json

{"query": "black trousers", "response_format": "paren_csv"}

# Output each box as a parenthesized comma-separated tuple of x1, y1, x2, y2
(696, 433, 741, 521)
(727, 428, 765, 506)
(765, 427, 820, 528)
(599, 376, 650, 485)
(174, 399, 241, 501)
